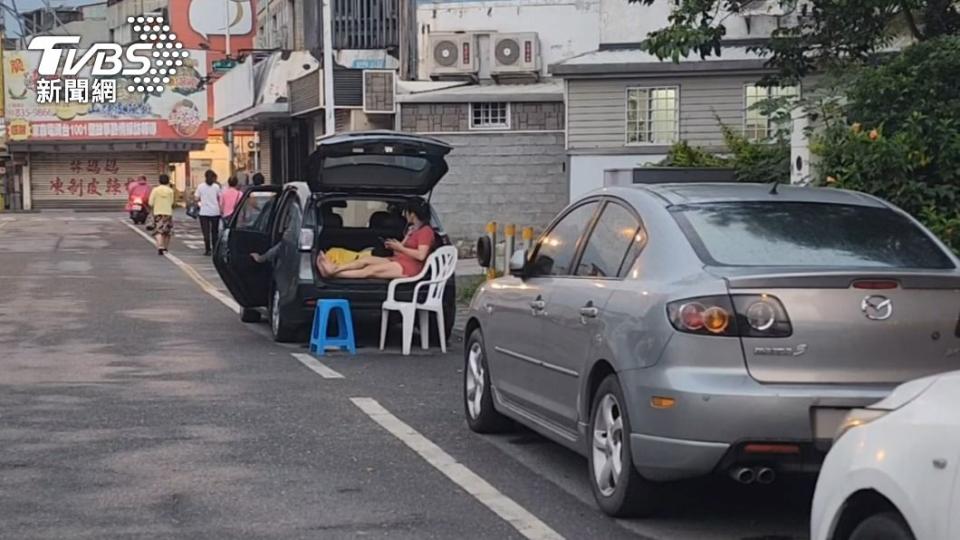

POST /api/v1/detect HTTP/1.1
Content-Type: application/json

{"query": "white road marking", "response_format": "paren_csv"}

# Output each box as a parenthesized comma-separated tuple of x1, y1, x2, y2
(290, 353, 345, 379)
(184, 240, 205, 250)
(350, 397, 564, 540)
(122, 220, 241, 314)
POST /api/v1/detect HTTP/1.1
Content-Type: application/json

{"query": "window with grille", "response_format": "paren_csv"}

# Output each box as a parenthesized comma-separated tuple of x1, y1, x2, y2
(470, 102, 510, 130)
(744, 84, 800, 140)
(626, 87, 678, 144)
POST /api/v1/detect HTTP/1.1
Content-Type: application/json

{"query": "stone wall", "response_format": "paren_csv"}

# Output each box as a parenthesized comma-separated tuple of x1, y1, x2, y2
(428, 132, 568, 243)
(400, 101, 564, 132)
(400, 104, 470, 132)
(511, 102, 564, 131)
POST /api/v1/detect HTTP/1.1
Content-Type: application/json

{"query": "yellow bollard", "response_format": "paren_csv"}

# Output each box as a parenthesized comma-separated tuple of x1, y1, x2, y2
(522, 226, 535, 252)
(504, 223, 516, 270)
(486, 221, 497, 280)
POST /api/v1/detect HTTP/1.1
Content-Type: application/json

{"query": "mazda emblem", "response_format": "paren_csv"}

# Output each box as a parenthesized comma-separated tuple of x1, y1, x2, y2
(861, 295, 893, 321)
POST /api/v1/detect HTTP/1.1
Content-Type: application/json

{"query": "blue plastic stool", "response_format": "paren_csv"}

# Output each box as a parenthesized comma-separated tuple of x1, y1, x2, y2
(309, 299, 357, 356)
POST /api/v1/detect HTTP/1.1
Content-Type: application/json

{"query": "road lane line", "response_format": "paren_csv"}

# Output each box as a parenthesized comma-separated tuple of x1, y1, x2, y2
(122, 220, 241, 314)
(350, 397, 564, 540)
(290, 353, 344, 379)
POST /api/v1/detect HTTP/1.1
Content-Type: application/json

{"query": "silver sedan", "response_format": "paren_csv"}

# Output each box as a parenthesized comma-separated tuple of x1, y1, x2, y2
(462, 182, 960, 517)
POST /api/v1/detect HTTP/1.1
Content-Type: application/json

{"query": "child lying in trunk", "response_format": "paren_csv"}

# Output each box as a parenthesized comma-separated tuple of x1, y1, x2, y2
(316, 199, 436, 280)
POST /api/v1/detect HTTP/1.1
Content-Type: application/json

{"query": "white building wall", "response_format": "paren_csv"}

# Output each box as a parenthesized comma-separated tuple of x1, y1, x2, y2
(569, 153, 666, 202)
(598, 0, 782, 45)
(416, 0, 601, 80)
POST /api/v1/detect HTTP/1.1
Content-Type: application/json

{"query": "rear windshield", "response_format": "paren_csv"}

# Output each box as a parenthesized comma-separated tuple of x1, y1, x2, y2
(672, 202, 955, 269)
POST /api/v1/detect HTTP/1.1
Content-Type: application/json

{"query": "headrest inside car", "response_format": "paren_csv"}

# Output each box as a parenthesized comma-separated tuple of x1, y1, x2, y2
(322, 212, 343, 228)
(369, 211, 392, 229)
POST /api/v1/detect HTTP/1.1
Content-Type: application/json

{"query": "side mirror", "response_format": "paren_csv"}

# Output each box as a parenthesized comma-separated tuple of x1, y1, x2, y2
(509, 249, 528, 277)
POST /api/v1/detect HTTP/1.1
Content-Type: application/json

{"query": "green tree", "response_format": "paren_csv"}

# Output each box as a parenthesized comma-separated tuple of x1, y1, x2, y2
(815, 36, 960, 252)
(632, 0, 960, 84)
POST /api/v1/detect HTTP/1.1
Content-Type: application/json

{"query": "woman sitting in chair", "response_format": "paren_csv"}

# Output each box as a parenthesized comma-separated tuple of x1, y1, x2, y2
(316, 199, 436, 279)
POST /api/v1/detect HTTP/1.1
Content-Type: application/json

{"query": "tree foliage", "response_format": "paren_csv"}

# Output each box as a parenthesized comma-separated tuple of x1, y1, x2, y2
(631, 0, 960, 84)
(660, 123, 790, 183)
(814, 36, 960, 252)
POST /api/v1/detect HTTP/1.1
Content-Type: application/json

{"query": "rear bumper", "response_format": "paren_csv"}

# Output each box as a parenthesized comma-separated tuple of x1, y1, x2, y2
(619, 367, 894, 481)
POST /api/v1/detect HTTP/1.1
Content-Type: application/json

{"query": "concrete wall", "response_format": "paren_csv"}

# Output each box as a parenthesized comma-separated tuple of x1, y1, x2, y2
(569, 153, 665, 202)
(416, 0, 601, 80)
(430, 132, 568, 242)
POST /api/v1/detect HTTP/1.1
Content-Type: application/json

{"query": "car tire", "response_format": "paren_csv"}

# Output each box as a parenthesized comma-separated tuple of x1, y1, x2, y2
(463, 329, 510, 433)
(240, 308, 261, 323)
(269, 287, 298, 343)
(850, 512, 914, 540)
(588, 374, 658, 518)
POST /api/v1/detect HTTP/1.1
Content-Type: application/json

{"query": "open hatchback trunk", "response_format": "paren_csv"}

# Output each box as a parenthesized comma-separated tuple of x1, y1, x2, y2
(306, 131, 453, 195)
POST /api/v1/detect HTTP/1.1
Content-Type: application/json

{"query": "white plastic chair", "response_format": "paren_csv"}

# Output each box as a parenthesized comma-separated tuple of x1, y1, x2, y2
(380, 246, 458, 355)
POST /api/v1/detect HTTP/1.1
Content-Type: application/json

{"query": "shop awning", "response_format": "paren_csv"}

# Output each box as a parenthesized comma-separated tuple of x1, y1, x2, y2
(214, 50, 320, 129)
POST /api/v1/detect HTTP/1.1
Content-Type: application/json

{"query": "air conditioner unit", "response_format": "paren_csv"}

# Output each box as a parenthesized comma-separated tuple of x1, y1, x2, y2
(427, 33, 478, 79)
(490, 32, 540, 76)
(363, 70, 396, 114)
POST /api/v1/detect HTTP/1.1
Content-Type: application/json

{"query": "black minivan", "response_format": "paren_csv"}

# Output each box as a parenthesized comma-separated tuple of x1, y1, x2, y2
(214, 131, 457, 342)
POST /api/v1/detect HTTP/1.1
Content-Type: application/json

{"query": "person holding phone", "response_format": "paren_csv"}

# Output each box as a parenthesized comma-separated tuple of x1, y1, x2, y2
(315, 199, 435, 279)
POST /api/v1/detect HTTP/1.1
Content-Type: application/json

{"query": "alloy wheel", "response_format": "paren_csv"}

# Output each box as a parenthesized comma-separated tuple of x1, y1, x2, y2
(592, 393, 624, 497)
(465, 342, 485, 420)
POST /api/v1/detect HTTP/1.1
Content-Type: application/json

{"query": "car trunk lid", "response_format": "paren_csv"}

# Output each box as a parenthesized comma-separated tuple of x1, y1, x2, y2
(307, 131, 452, 195)
(723, 269, 960, 384)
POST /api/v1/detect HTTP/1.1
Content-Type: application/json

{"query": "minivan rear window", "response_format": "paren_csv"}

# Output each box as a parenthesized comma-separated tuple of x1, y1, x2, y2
(672, 202, 955, 269)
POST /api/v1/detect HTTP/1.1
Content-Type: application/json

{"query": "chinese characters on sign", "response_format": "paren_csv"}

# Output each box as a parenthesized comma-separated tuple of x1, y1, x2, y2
(30, 121, 159, 139)
(35, 79, 117, 104)
(47, 159, 129, 198)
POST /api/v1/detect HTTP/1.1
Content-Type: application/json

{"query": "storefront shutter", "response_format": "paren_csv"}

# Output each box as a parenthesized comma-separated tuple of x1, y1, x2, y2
(30, 153, 163, 209)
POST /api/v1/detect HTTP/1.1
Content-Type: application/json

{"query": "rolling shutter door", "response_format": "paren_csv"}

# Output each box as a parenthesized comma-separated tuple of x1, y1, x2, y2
(258, 130, 271, 184)
(30, 153, 163, 209)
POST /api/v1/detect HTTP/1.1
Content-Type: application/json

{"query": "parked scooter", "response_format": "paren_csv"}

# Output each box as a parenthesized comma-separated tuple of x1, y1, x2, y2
(125, 176, 152, 225)
(129, 196, 149, 224)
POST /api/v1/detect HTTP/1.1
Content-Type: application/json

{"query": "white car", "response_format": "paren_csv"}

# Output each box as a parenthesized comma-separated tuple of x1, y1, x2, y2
(811, 370, 960, 540)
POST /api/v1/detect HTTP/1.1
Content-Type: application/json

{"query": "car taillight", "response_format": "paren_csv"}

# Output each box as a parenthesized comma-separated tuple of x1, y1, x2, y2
(299, 228, 314, 251)
(667, 295, 792, 338)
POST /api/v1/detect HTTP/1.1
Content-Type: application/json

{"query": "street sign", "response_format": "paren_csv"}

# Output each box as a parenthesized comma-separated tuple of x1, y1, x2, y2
(212, 59, 237, 73)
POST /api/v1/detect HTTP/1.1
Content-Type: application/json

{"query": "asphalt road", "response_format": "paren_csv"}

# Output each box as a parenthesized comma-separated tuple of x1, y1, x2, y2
(0, 213, 813, 540)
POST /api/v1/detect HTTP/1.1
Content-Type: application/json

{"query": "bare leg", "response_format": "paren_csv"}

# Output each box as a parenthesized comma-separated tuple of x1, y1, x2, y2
(335, 262, 406, 280)
(316, 254, 393, 277)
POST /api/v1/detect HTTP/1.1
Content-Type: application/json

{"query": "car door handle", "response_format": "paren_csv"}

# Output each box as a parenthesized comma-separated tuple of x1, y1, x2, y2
(579, 306, 599, 318)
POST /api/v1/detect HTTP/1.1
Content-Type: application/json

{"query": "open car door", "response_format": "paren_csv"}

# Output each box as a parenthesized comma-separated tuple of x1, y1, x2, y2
(213, 186, 282, 308)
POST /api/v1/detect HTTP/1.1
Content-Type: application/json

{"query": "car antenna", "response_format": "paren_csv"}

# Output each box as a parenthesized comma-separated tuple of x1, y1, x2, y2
(769, 180, 779, 195)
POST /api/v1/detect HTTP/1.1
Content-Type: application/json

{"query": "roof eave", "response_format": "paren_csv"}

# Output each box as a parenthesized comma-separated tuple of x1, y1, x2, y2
(549, 58, 772, 78)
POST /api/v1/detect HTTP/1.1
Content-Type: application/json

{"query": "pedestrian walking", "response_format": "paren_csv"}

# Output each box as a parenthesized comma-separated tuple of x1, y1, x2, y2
(251, 172, 265, 187)
(220, 176, 243, 226)
(196, 170, 222, 256)
(147, 174, 175, 255)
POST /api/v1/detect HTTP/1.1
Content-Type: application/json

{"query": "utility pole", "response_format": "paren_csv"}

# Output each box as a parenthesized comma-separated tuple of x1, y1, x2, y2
(321, 0, 335, 136)
(224, 0, 231, 56)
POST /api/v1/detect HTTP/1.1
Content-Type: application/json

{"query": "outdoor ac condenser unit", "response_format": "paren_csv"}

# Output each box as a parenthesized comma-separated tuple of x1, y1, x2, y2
(427, 33, 478, 79)
(490, 32, 540, 76)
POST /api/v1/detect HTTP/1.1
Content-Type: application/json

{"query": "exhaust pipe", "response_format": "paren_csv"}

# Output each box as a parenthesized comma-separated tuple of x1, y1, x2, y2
(730, 466, 756, 484)
(755, 467, 776, 485)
